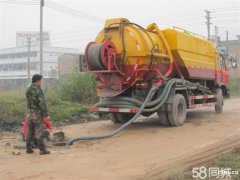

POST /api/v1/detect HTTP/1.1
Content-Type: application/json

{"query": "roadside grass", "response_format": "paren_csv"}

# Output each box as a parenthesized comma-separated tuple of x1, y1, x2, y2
(230, 78, 240, 97)
(0, 91, 26, 123)
(0, 70, 99, 126)
(165, 149, 240, 180)
(0, 90, 96, 125)
(165, 168, 186, 180)
(210, 151, 240, 180)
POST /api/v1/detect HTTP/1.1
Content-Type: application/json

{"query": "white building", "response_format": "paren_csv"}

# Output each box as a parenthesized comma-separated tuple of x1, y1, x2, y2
(0, 46, 79, 79)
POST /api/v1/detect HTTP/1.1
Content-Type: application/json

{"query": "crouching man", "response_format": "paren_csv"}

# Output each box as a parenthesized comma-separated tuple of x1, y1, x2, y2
(25, 74, 50, 155)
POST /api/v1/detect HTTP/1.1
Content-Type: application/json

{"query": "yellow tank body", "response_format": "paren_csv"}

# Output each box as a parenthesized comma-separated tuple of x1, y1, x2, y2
(87, 18, 219, 97)
(162, 28, 217, 79)
(94, 18, 172, 80)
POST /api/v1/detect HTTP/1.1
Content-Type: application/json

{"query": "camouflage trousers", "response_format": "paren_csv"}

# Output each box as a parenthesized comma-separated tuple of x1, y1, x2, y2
(26, 112, 46, 150)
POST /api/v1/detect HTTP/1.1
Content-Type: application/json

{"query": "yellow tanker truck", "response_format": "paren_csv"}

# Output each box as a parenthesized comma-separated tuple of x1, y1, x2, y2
(67, 18, 236, 145)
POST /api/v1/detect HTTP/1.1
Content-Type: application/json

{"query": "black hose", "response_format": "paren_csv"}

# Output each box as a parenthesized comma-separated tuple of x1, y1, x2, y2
(87, 43, 105, 70)
(96, 78, 182, 110)
(66, 86, 156, 146)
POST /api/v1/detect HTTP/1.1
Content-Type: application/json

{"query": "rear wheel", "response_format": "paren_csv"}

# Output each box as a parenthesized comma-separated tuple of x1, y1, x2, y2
(168, 94, 187, 126)
(109, 113, 135, 123)
(109, 113, 120, 123)
(157, 111, 170, 126)
(215, 88, 223, 114)
(116, 113, 135, 123)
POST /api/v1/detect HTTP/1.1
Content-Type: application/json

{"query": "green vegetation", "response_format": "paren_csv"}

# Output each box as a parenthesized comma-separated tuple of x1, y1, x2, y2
(0, 91, 26, 123)
(165, 150, 240, 180)
(56, 69, 98, 103)
(165, 169, 186, 180)
(230, 79, 240, 96)
(0, 70, 98, 125)
(212, 151, 240, 176)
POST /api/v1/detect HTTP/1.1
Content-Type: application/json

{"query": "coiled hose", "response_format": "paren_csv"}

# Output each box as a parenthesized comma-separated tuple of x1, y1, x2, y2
(66, 86, 157, 146)
(96, 78, 183, 112)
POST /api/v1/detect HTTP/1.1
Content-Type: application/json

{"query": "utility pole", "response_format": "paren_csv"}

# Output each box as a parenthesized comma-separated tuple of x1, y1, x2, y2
(214, 26, 219, 48)
(27, 37, 31, 83)
(226, 31, 229, 41)
(204, 10, 212, 40)
(40, 0, 44, 75)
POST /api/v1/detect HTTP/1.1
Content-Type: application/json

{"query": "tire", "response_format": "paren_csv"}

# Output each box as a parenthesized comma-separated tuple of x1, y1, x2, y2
(157, 111, 170, 126)
(215, 88, 223, 114)
(109, 113, 121, 123)
(168, 94, 187, 127)
(116, 113, 135, 123)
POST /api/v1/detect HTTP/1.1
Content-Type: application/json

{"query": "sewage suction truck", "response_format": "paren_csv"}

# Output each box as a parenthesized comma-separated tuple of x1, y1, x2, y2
(67, 18, 236, 145)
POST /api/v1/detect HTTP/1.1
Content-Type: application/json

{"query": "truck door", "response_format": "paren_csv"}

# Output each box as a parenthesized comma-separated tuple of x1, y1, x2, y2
(215, 55, 223, 84)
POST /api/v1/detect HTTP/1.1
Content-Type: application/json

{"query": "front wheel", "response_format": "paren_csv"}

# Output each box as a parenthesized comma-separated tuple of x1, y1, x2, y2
(215, 88, 223, 114)
(168, 94, 187, 126)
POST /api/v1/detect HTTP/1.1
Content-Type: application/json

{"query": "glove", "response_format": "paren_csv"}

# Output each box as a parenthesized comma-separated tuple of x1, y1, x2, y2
(43, 116, 52, 131)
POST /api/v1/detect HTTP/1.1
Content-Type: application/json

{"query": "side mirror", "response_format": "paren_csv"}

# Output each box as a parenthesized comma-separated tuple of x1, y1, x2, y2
(232, 62, 237, 69)
(231, 56, 238, 69)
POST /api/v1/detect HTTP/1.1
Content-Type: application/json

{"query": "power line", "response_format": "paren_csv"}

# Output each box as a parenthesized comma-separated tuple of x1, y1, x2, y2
(45, 0, 103, 24)
(210, 6, 239, 11)
(212, 20, 240, 23)
(0, 0, 39, 5)
(218, 26, 240, 30)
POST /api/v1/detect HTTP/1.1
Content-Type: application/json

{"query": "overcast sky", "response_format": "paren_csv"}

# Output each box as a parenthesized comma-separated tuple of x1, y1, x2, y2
(0, 0, 239, 53)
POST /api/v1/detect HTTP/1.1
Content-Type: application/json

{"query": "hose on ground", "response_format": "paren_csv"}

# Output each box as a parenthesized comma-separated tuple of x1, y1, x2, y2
(66, 86, 157, 146)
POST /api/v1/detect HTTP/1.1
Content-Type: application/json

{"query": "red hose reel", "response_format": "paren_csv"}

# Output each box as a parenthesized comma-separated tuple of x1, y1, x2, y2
(85, 40, 118, 70)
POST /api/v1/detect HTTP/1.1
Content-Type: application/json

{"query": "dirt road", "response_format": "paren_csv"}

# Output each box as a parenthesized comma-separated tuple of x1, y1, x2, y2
(0, 98, 240, 180)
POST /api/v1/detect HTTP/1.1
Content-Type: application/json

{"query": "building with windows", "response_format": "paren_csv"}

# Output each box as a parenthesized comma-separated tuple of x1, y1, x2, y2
(0, 46, 79, 80)
(0, 31, 81, 91)
(0, 45, 80, 91)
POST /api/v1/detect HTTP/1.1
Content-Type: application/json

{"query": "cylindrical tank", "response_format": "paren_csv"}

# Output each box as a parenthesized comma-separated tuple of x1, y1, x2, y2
(85, 18, 173, 97)
(85, 18, 217, 97)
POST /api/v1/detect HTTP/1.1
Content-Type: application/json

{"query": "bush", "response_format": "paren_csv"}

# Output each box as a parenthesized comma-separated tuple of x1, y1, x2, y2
(0, 91, 26, 123)
(0, 69, 99, 125)
(57, 69, 98, 103)
(229, 79, 240, 96)
(0, 91, 96, 124)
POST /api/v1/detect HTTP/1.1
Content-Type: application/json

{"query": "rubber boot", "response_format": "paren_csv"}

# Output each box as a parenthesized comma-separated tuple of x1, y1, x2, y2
(31, 137, 39, 149)
(26, 141, 34, 154)
(37, 138, 50, 155)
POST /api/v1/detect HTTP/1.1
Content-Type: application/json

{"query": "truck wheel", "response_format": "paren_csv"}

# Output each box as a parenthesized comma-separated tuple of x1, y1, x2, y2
(109, 113, 121, 123)
(168, 94, 187, 126)
(157, 111, 170, 126)
(116, 113, 135, 123)
(215, 88, 223, 114)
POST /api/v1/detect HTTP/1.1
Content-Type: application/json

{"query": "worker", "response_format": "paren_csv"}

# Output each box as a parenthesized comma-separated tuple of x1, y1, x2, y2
(22, 116, 52, 143)
(25, 74, 51, 155)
